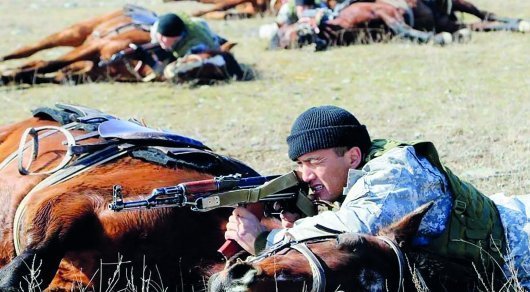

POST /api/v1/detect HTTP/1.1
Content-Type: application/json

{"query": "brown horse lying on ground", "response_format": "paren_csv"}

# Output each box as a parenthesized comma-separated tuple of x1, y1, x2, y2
(270, 0, 529, 50)
(0, 5, 163, 85)
(165, 0, 279, 19)
(209, 203, 505, 292)
(0, 104, 258, 290)
(270, 0, 455, 50)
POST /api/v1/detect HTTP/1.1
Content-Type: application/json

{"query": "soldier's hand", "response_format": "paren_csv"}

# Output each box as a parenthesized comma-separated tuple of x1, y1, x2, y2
(280, 211, 300, 228)
(225, 207, 266, 255)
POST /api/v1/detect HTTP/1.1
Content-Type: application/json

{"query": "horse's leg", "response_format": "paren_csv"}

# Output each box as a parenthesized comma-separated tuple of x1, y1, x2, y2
(52, 61, 97, 84)
(192, 0, 251, 17)
(375, 9, 436, 43)
(219, 52, 244, 80)
(3, 42, 102, 85)
(0, 11, 122, 62)
(451, 0, 529, 32)
(466, 20, 530, 32)
(450, 0, 492, 20)
(411, 0, 435, 31)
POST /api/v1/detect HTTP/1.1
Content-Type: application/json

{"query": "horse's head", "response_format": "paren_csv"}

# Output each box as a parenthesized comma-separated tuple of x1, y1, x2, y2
(210, 202, 484, 291)
(166, 51, 251, 84)
(209, 231, 405, 291)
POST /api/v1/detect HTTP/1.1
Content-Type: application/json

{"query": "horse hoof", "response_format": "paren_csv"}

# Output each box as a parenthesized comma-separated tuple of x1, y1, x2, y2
(518, 21, 530, 33)
(0, 74, 12, 86)
(453, 28, 472, 43)
(433, 32, 453, 46)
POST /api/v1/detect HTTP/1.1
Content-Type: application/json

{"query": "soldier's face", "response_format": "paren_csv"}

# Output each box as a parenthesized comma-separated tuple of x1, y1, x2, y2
(156, 33, 182, 50)
(296, 147, 360, 202)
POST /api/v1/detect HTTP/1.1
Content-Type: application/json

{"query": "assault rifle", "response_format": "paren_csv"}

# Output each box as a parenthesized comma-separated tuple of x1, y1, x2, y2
(98, 43, 171, 68)
(108, 172, 316, 258)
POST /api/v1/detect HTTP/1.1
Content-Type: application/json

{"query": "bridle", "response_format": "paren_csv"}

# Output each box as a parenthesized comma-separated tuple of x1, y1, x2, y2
(246, 236, 334, 292)
(245, 234, 406, 292)
(377, 236, 405, 292)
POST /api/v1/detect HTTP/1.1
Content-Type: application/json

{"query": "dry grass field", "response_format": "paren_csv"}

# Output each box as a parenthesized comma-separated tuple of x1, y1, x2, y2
(0, 1, 528, 196)
(0, 0, 529, 290)
(2, 0, 529, 197)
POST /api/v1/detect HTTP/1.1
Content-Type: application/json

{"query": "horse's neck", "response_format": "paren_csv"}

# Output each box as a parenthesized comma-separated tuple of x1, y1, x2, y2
(403, 251, 481, 291)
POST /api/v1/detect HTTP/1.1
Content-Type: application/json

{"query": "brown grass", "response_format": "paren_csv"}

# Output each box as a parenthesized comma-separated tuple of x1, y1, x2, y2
(0, 0, 529, 289)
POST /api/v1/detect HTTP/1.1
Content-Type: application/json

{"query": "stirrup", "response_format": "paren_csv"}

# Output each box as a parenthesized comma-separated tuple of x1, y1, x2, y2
(17, 126, 76, 175)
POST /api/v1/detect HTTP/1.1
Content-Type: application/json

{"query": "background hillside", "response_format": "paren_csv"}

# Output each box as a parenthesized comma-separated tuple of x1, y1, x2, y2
(0, 0, 528, 195)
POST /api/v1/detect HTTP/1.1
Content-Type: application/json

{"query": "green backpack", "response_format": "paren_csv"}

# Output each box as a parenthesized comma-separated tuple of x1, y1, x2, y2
(367, 139, 506, 268)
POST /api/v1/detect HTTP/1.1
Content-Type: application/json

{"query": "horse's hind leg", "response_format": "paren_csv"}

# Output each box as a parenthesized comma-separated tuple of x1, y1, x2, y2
(4, 42, 102, 85)
(466, 20, 530, 32)
(0, 192, 100, 290)
(0, 10, 122, 62)
(377, 10, 435, 43)
(451, 0, 492, 21)
(451, 0, 529, 32)
(192, 0, 249, 17)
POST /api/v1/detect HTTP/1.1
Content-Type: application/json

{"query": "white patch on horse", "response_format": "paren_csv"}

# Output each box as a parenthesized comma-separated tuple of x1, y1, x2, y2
(205, 55, 226, 67)
(359, 268, 385, 291)
(180, 55, 225, 72)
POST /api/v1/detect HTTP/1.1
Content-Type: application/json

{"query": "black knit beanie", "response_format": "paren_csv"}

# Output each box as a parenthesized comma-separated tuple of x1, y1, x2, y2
(287, 105, 371, 161)
(157, 13, 186, 37)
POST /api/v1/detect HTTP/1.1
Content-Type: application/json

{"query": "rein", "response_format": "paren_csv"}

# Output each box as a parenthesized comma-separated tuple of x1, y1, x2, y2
(247, 235, 337, 292)
(245, 234, 406, 292)
(291, 243, 326, 292)
(377, 236, 405, 292)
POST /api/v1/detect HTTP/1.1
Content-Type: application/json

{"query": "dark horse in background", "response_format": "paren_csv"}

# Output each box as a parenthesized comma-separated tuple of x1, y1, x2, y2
(448, 0, 529, 32)
(209, 203, 507, 291)
(270, 0, 457, 50)
(271, 0, 528, 49)
(0, 104, 258, 290)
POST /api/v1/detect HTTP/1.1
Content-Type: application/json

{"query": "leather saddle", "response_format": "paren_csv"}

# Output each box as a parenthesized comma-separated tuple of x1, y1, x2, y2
(98, 119, 210, 150)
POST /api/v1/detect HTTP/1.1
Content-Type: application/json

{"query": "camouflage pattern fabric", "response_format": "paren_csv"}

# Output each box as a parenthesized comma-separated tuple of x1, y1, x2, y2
(267, 146, 530, 286)
(267, 146, 453, 245)
(490, 193, 530, 289)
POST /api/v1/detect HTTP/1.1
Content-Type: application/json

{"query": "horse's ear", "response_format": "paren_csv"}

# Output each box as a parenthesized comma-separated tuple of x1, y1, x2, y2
(220, 42, 237, 52)
(378, 202, 434, 248)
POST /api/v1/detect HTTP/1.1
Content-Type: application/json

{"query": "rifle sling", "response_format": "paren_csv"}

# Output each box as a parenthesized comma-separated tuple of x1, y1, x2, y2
(196, 172, 316, 216)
